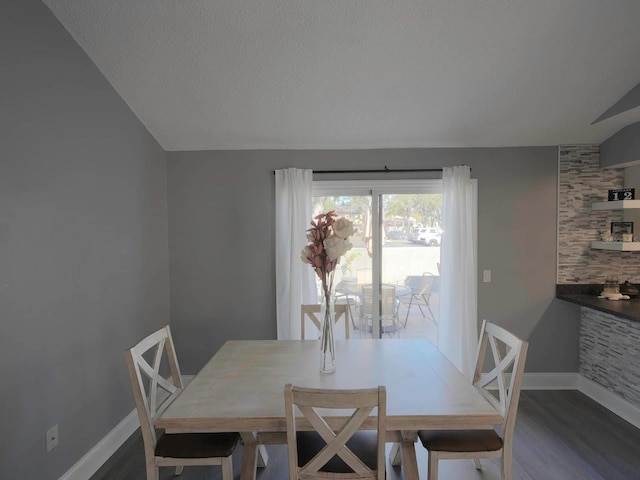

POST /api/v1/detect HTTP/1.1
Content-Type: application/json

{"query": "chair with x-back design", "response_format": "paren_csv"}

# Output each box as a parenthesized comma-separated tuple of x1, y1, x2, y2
(301, 304, 350, 339)
(284, 384, 387, 480)
(417, 320, 528, 480)
(125, 325, 240, 480)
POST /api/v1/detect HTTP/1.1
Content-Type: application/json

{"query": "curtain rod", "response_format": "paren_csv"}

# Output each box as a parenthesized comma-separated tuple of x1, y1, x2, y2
(273, 166, 445, 174)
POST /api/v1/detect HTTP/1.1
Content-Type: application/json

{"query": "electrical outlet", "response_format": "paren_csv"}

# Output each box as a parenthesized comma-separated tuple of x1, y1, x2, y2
(46, 425, 59, 452)
(482, 269, 492, 283)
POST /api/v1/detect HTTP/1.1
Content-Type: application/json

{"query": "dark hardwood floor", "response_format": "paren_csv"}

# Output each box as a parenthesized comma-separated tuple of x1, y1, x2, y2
(91, 390, 640, 480)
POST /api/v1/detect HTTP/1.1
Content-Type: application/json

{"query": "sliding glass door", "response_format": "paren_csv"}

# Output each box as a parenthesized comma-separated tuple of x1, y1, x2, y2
(313, 180, 442, 340)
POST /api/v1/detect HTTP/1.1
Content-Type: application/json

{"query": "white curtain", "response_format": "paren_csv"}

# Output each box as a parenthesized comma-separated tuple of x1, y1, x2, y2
(275, 168, 316, 339)
(438, 165, 478, 379)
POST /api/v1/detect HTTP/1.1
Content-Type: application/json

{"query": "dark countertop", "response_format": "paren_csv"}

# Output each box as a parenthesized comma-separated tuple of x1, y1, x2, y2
(556, 284, 640, 323)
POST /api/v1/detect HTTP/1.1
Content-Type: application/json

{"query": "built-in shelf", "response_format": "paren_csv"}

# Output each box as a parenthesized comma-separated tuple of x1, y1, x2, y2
(591, 241, 640, 251)
(592, 200, 640, 211)
(591, 200, 640, 251)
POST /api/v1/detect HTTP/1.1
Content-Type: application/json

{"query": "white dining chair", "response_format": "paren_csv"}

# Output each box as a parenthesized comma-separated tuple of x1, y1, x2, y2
(125, 325, 240, 480)
(301, 304, 350, 339)
(417, 320, 528, 480)
(284, 384, 387, 480)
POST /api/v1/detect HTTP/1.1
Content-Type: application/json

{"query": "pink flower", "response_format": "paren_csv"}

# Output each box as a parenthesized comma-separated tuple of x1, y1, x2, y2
(301, 211, 354, 290)
(300, 245, 313, 264)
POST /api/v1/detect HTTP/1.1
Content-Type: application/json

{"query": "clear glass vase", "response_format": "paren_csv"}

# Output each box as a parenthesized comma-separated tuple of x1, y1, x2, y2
(319, 281, 336, 374)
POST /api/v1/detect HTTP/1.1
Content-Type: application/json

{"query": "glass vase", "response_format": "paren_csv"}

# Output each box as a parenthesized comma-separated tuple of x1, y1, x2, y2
(319, 282, 336, 374)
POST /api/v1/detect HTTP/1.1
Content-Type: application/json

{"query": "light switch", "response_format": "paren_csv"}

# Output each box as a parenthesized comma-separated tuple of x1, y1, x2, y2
(483, 270, 492, 283)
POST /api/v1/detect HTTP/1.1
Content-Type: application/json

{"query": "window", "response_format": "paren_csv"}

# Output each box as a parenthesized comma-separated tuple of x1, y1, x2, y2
(312, 180, 442, 341)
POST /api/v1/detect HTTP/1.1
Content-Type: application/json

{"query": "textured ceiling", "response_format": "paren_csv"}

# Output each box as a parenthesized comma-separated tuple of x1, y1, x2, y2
(44, 0, 640, 151)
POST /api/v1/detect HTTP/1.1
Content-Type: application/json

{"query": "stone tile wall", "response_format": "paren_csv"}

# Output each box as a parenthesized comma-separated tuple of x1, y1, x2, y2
(580, 307, 640, 408)
(558, 145, 639, 284)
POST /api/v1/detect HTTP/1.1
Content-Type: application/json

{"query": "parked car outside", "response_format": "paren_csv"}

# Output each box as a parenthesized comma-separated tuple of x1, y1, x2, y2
(417, 228, 442, 246)
(409, 228, 427, 243)
(387, 230, 405, 240)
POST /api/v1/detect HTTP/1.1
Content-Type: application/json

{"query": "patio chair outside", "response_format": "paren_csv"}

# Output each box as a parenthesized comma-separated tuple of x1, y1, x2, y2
(398, 272, 435, 327)
(360, 284, 400, 337)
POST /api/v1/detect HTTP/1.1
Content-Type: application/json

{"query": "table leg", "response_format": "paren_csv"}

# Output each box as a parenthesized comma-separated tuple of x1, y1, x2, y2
(257, 445, 269, 467)
(390, 443, 402, 466)
(388, 431, 419, 480)
(239, 432, 269, 480)
(400, 439, 419, 480)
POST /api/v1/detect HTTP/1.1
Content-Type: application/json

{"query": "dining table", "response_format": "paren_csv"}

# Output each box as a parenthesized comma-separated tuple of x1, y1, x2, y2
(157, 338, 502, 480)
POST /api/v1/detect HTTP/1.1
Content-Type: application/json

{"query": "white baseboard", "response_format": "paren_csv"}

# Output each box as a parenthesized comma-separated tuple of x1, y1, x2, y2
(58, 376, 194, 480)
(58, 409, 139, 480)
(521, 372, 579, 390)
(577, 375, 640, 430)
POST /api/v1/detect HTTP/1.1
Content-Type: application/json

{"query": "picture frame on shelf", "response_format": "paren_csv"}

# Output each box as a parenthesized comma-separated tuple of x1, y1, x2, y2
(611, 221, 633, 236)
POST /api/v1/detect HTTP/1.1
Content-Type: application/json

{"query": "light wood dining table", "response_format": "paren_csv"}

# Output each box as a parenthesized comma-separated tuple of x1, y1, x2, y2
(157, 339, 502, 480)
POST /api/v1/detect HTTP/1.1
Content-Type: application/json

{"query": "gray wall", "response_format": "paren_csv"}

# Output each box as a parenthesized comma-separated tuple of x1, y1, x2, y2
(167, 147, 577, 375)
(0, 2, 169, 478)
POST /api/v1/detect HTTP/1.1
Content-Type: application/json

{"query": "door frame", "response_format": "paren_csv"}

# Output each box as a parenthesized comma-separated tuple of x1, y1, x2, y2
(313, 179, 443, 338)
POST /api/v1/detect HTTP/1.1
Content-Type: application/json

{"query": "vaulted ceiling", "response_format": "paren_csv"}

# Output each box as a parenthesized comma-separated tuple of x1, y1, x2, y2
(44, 0, 640, 151)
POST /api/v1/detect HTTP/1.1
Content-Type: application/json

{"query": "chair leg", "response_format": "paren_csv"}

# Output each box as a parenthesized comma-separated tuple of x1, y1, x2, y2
(427, 451, 439, 480)
(502, 449, 513, 480)
(346, 300, 354, 327)
(403, 296, 413, 327)
(386, 319, 400, 338)
(147, 465, 158, 480)
(426, 303, 435, 322)
(473, 458, 482, 470)
(221, 456, 234, 480)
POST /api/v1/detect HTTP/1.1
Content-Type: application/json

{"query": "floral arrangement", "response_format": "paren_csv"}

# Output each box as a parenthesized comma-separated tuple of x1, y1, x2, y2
(301, 211, 354, 301)
(301, 211, 354, 372)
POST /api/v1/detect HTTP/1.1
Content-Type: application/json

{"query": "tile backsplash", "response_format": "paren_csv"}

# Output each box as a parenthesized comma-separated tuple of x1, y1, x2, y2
(557, 145, 639, 284)
(580, 307, 640, 409)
